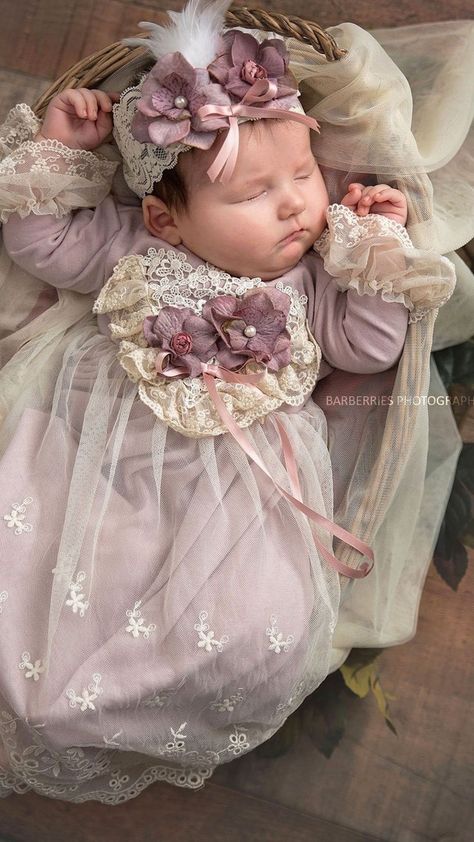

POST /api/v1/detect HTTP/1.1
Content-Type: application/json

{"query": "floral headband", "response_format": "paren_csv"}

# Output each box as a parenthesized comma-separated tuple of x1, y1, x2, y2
(113, 0, 320, 198)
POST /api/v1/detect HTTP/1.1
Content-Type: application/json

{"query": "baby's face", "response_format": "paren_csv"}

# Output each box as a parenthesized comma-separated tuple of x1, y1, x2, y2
(166, 120, 329, 280)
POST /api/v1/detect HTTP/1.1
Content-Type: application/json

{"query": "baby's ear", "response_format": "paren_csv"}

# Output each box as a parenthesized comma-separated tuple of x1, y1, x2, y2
(142, 196, 182, 245)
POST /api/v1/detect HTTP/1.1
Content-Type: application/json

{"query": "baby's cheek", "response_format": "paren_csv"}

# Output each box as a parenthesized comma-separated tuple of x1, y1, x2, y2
(312, 202, 329, 239)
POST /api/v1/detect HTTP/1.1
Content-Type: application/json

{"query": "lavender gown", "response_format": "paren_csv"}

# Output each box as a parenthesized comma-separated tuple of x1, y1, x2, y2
(0, 175, 409, 798)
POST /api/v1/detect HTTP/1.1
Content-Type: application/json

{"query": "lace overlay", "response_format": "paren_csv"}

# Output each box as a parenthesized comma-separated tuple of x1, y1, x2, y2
(314, 204, 455, 323)
(0, 103, 41, 158)
(0, 103, 118, 223)
(112, 82, 191, 199)
(0, 700, 288, 798)
(93, 248, 321, 437)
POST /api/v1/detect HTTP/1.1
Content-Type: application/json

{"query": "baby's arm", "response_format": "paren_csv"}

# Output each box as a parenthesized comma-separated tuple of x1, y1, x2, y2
(308, 185, 409, 372)
(308, 183, 454, 372)
(1, 89, 137, 294)
(310, 270, 408, 374)
(3, 197, 136, 295)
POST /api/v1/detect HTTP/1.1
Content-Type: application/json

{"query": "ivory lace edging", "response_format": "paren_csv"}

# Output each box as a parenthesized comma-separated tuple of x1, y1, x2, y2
(313, 204, 455, 323)
(93, 248, 321, 438)
(0, 103, 118, 223)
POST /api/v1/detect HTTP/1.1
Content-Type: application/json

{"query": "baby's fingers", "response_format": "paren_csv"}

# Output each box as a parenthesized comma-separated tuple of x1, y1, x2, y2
(67, 88, 109, 120)
(58, 88, 94, 119)
(340, 183, 363, 208)
(371, 187, 406, 207)
(90, 89, 120, 113)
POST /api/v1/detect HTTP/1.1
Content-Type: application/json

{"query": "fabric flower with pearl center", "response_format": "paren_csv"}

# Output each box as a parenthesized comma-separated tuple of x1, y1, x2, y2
(203, 288, 292, 372)
(131, 52, 232, 148)
(143, 307, 219, 377)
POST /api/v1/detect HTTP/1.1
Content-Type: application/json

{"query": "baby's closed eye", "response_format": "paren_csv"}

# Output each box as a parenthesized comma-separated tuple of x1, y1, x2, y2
(241, 173, 313, 201)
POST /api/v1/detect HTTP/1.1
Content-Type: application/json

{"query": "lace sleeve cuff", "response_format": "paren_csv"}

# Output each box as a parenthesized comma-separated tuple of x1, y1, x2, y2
(0, 103, 118, 223)
(313, 204, 455, 323)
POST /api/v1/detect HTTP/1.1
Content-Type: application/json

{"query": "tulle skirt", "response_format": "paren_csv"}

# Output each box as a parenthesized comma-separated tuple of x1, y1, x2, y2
(0, 319, 340, 800)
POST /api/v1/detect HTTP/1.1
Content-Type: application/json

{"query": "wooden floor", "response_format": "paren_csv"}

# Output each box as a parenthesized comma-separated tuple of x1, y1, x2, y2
(0, 2, 473, 841)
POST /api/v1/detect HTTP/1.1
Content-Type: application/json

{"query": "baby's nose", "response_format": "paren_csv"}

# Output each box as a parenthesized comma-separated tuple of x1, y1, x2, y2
(278, 183, 306, 218)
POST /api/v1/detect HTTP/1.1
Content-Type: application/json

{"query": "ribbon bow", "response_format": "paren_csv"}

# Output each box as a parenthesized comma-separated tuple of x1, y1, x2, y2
(197, 80, 320, 183)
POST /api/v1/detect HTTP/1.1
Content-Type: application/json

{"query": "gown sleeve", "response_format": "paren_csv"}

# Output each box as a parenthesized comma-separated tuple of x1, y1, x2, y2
(2, 198, 141, 295)
(307, 203, 456, 374)
(0, 103, 140, 295)
(310, 269, 409, 375)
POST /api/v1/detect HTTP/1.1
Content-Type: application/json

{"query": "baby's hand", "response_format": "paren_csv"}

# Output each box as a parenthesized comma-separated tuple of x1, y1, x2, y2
(33, 88, 120, 151)
(340, 183, 408, 227)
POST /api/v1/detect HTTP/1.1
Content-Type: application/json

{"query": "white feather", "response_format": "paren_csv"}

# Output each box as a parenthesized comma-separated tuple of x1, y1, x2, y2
(122, 0, 232, 67)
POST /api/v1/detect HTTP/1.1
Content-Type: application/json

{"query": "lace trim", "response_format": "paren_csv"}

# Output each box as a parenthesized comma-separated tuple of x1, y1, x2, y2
(0, 106, 118, 223)
(112, 84, 190, 199)
(0, 702, 279, 800)
(0, 707, 215, 798)
(0, 103, 41, 158)
(313, 204, 455, 323)
(93, 248, 321, 437)
(314, 203, 414, 252)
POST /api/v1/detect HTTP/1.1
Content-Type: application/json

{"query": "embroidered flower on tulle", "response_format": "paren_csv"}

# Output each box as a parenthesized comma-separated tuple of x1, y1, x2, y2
(3, 496, 33, 535)
(266, 614, 294, 654)
(66, 673, 103, 712)
(19, 651, 45, 681)
(132, 52, 231, 149)
(143, 306, 219, 377)
(203, 288, 291, 371)
(208, 31, 297, 104)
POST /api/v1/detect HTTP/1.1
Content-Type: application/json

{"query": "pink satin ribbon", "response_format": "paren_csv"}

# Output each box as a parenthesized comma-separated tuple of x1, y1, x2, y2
(155, 352, 374, 580)
(197, 80, 321, 184)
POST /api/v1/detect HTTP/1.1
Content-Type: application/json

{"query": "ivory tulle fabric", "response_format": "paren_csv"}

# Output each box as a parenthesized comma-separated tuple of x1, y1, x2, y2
(0, 19, 472, 803)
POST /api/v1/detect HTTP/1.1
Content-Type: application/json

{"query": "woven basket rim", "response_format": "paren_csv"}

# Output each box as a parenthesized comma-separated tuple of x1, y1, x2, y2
(33, 5, 346, 117)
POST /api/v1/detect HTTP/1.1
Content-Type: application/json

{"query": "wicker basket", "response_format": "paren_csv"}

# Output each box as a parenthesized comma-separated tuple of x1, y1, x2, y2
(32, 6, 345, 119)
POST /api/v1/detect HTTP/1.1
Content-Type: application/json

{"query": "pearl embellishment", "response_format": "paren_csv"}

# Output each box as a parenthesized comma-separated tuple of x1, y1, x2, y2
(174, 95, 188, 109)
(243, 325, 257, 338)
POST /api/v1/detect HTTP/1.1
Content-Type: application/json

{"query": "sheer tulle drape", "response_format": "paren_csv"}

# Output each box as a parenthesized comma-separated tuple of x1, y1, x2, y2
(0, 316, 339, 795)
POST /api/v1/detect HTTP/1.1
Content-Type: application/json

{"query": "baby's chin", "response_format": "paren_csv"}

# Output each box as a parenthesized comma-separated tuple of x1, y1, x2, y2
(230, 241, 314, 280)
(258, 244, 313, 280)
(202, 238, 314, 280)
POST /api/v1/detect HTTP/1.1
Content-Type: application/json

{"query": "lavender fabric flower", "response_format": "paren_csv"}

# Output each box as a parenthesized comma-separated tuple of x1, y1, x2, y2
(203, 289, 291, 372)
(208, 31, 297, 103)
(143, 307, 219, 377)
(131, 52, 232, 149)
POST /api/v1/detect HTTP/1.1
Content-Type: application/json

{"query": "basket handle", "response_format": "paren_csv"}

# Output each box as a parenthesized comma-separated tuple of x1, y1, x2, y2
(33, 6, 345, 117)
(226, 7, 345, 60)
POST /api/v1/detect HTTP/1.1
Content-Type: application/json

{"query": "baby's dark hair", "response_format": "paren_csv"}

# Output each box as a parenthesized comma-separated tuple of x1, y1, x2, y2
(152, 159, 191, 212)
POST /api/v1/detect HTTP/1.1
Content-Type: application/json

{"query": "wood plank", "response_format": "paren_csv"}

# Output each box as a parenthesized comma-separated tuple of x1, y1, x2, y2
(2, 0, 474, 82)
(0, 0, 76, 79)
(0, 781, 382, 842)
(0, 70, 52, 119)
(56, 1, 95, 77)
